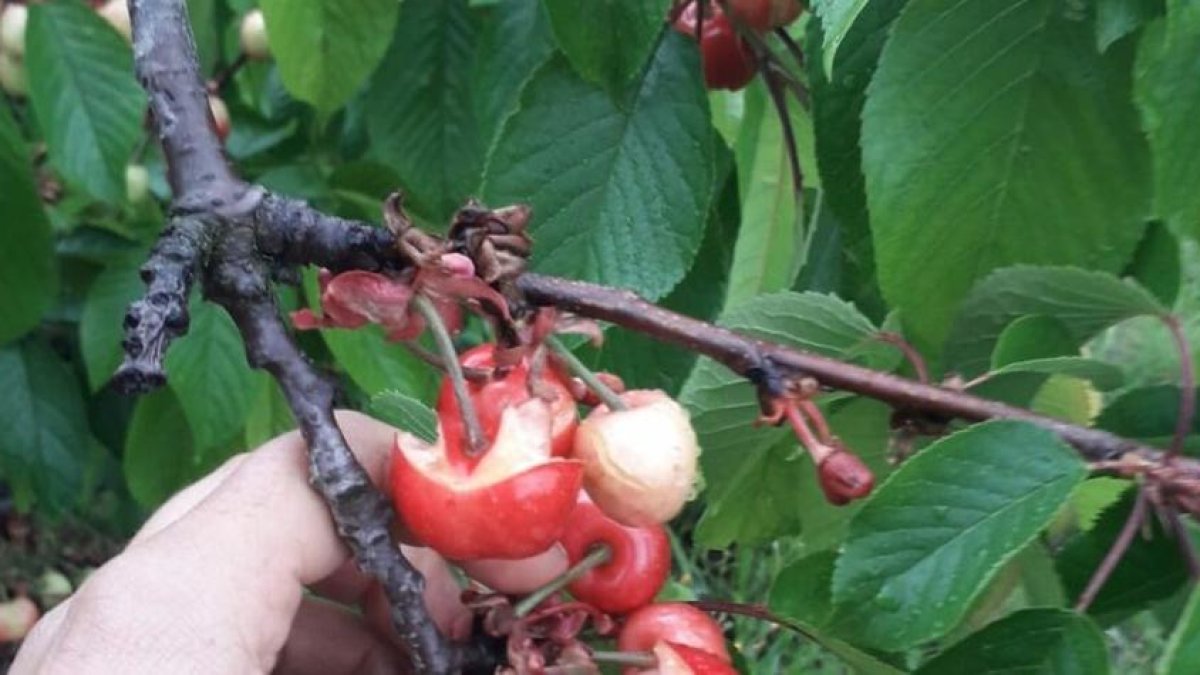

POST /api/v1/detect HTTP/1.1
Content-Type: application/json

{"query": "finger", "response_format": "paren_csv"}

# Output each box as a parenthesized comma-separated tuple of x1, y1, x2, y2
(129, 452, 249, 546)
(458, 544, 568, 596)
(274, 597, 406, 675)
(21, 411, 405, 673)
(362, 546, 473, 643)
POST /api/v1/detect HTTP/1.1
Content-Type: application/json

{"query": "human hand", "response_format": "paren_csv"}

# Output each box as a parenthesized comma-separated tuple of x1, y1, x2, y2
(11, 412, 566, 674)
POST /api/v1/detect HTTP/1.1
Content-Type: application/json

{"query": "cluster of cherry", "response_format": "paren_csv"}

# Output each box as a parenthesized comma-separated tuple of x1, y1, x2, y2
(671, 0, 806, 91)
(387, 342, 732, 672)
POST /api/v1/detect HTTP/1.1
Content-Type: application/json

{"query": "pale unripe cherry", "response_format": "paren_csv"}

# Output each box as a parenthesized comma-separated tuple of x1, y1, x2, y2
(0, 3, 27, 58)
(572, 389, 699, 527)
(0, 50, 25, 98)
(98, 0, 131, 44)
(125, 164, 149, 204)
(239, 9, 270, 60)
(208, 94, 230, 141)
(0, 596, 39, 643)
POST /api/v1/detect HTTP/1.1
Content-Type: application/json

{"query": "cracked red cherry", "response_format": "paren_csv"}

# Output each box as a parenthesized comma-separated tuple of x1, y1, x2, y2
(389, 398, 583, 560)
(437, 343, 578, 467)
(619, 603, 731, 674)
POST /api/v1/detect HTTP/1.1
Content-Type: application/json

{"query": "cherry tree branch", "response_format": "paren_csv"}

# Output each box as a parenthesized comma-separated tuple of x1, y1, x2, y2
(123, 2, 489, 673)
(119, 1, 1200, 672)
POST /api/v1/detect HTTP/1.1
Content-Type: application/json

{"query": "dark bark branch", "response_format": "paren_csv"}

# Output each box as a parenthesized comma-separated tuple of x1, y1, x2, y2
(113, 215, 208, 393)
(254, 193, 406, 273)
(124, 2, 478, 672)
(130, 0, 244, 211)
(203, 222, 479, 672)
(515, 274, 1156, 464)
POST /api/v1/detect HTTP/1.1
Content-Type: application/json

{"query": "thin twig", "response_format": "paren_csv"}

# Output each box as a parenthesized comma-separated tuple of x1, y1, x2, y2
(1074, 490, 1149, 612)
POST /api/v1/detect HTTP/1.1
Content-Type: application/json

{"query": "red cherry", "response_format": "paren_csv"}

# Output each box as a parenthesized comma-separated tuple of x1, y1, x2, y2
(770, 0, 805, 27)
(655, 642, 738, 674)
(208, 95, 231, 141)
(437, 343, 577, 469)
(817, 450, 875, 505)
(619, 603, 730, 673)
(700, 11, 756, 90)
(389, 399, 583, 560)
(557, 498, 670, 615)
(670, 2, 756, 91)
(727, 0, 772, 31)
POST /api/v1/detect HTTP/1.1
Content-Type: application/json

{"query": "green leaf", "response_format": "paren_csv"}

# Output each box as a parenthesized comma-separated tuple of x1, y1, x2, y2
(259, 0, 398, 115)
(723, 81, 809, 306)
(1071, 477, 1132, 531)
(805, 0, 905, 318)
(0, 340, 90, 515)
(483, 36, 715, 301)
(1159, 582, 1200, 675)
(1135, 0, 1200, 241)
(990, 315, 1077, 368)
(473, 0, 557, 149)
(1095, 385, 1200, 448)
(1056, 491, 1189, 624)
(0, 105, 55, 345)
(813, 0, 873, 76)
(830, 420, 1088, 650)
(79, 254, 144, 391)
(916, 608, 1109, 675)
(541, 0, 667, 90)
(243, 375, 296, 448)
(945, 266, 1165, 377)
(164, 300, 258, 450)
(863, 0, 1152, 352)
(770, 550, 838, 627)
(25, 0, 145, 202)
(370, 390, 438, 444)
(590, 169, 738, 394)
(679, 292, 896, 548)
(989, 358, 1124, 391)
(123, 388, 196, 509)
(1125, 222, 1180, 307)
(1097, 0, 1162, 52)
(366, 0, 482, 224)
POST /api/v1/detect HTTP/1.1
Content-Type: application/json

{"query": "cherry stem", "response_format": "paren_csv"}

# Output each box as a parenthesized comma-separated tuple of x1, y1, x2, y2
(875, 332, 930, 384)
(686, 599, 820, 642)
(545, 335, 627, 411)
(412, 295, 487, 456)
(402, 341, 490, 382)
(797, 400, 832, 442)
(513, 544, 612, 618)
(589, 650, 657, 668)
(208, 52, 248, 93)
(1075, 488, 1148, 612)
(774, 28, 805, 71)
